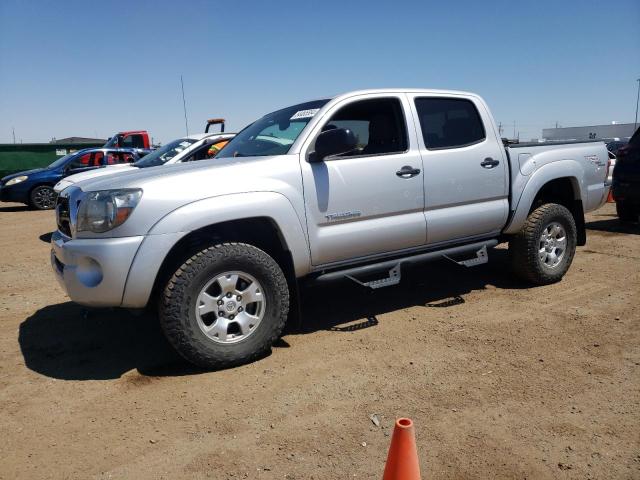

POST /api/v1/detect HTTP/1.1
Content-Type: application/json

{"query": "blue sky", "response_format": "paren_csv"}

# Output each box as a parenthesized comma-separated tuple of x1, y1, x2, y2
(1, 0, 638, 143)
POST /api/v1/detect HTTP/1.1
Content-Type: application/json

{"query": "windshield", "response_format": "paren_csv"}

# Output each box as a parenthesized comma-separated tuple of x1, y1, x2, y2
(104, 135, 122, 148)
(134, 138, 197, 167)
(48, 153, 76, 169)
(216, 99, 329, 158)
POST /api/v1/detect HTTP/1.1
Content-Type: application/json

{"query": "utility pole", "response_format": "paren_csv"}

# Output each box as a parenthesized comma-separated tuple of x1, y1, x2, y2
(12, 127, 16, 144)
(635, 77, 640, 130)
(180, 75, 189, 137)
(513, 120, 516, 139)
(498, 122, 503, 136)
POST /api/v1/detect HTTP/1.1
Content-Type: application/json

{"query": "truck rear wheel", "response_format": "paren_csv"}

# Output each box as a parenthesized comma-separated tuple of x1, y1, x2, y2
(509, 203, 577, 285)
(159, 243, 289, 369)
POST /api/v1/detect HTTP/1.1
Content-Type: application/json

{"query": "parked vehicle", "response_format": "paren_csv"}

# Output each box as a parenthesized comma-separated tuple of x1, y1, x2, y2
(612, 127, 640, 222)
(50, 89, 610, 369)
(607, 150, 616, 186)
(104, 130, 155, 157)
(54, 133, 234, 193)
(104, 130, 151, 149)
(205, 118, 226, 133)
(1, 148, 140, 209)
(606, 140, 627, 155)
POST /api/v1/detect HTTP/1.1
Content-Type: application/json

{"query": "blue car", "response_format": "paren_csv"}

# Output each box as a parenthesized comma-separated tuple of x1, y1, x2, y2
(0, 148, 140, 209)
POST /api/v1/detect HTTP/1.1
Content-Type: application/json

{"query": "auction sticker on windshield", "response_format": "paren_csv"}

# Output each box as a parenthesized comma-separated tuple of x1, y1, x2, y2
(290, 108, 319, 120)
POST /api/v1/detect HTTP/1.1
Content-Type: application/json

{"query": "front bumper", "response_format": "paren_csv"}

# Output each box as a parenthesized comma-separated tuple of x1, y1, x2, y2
(0, 184, 28, 203)
(50, 230, 144, 307)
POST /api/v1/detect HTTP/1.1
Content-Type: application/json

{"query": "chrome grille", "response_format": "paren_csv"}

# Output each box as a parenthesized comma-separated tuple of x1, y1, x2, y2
(56, 195, 71, 237)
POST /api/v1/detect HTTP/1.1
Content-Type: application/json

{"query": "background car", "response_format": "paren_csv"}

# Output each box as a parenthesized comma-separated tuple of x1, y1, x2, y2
(54, 132, 234, 193)
(612, 127, 640, 222)
(0, 148, 139, 209)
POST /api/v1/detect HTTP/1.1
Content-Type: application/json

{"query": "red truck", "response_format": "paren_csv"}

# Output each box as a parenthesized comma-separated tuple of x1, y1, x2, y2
(104, 130, 151, 149)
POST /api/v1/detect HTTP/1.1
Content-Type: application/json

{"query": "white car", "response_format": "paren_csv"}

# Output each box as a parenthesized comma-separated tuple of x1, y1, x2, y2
(54, 132, 234, 193)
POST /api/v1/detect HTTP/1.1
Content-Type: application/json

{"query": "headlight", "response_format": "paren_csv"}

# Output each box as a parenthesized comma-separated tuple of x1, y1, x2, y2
(5, 175, 28, 186)
(77, 189, 142, 233)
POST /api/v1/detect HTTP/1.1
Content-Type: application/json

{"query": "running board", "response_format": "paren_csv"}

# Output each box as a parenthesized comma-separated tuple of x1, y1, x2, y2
(312, 239, 498, 289)
(443, 245, 489, 267)
(345, 264, 401, 289)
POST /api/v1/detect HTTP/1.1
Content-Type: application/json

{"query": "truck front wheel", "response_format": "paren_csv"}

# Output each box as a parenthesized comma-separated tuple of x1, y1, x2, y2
(509, 203, 577, 285)
(159, 243, 290, 369)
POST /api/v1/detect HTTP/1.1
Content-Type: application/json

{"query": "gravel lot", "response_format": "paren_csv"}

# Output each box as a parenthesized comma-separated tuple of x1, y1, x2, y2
(0, 202, 638, 479)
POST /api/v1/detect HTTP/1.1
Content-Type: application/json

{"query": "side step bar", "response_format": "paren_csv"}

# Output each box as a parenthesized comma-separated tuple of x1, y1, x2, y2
(312, 240, 498, 289)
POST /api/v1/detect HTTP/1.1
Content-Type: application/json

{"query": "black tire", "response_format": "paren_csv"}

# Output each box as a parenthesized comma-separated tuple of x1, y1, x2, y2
(159, 243, 289, 369)
(29, 185, 57, 210)
(509, 203, 577, 285)
(616, 200, 637, 223)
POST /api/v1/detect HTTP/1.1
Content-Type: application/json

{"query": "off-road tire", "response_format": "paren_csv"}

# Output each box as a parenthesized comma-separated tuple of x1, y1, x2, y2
(159, 243, 289, 369)
(29, 185, 57, 210)
(509, 203, 577, 285)
(616, 200, 637, 223)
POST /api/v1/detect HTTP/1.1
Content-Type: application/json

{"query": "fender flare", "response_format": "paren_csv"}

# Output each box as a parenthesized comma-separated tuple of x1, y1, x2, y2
(503, 159, 585, 234)
(121, 192, 311, 308)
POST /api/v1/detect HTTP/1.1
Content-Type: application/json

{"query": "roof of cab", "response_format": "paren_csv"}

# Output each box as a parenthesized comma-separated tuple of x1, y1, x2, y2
(330, 88, 477, 99)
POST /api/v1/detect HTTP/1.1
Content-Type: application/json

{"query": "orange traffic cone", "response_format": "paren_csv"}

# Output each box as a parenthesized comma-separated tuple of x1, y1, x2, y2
(607, 190, 615, 203)
(382, 418, 421, 480)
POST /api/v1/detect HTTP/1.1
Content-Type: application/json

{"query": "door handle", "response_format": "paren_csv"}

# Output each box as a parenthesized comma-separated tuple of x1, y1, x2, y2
(480, 157, 500, 168)
(396, 165, 421, 178)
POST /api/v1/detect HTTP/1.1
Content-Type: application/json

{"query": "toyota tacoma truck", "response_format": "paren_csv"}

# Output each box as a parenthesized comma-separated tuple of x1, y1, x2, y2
(50, 89, 610, 369)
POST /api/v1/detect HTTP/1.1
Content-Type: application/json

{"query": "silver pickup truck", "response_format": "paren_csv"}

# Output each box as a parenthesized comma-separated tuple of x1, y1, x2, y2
(51, 89, 610, 368)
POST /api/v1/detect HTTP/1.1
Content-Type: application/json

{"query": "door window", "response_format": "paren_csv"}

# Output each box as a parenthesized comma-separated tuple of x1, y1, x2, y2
(90, 152, 104, 166)
(321, 98, 408, 157)
(414, 98, 485, 149)
(67, 152, 92, 169)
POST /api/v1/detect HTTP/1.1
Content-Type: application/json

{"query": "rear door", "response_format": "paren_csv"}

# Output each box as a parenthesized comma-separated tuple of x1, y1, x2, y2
(300, 94, 426, 266)
(408, 94, 508, 244)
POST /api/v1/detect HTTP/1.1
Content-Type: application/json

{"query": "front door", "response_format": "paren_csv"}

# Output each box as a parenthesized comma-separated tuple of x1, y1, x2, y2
(300, 95, 427, 266)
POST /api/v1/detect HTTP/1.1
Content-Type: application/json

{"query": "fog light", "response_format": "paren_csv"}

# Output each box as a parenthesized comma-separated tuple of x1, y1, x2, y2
(76, 257, 103, 287)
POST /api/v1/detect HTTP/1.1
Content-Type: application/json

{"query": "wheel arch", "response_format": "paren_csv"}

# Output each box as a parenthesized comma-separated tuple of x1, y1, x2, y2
(149, 216, 298, 307)
(504, 161, 586, 245)
(121, 192, 311, 310)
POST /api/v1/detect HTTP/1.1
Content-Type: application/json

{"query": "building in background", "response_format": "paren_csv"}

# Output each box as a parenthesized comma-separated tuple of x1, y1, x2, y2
(50, 137, 106, 144)
(0, 138, 106, 178)
(542, 123, 636, 142)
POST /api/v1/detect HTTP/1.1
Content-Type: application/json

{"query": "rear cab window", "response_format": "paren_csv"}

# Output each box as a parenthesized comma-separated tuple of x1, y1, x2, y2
(414, 97, 485, 149)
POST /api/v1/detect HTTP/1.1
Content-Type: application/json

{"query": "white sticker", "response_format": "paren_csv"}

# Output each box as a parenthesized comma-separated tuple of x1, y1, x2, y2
(290, 108, 319, 120)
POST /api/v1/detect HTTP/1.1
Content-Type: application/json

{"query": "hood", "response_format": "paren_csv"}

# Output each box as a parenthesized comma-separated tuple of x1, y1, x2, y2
(2, 168, 47, 182)
(62, 164, 137, 186)
(77, 155, 260, 193)
(70, 154, 303, 238)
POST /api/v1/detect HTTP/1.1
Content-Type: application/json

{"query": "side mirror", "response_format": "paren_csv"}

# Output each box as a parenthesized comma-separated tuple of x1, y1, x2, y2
(311, 128, 357, 162)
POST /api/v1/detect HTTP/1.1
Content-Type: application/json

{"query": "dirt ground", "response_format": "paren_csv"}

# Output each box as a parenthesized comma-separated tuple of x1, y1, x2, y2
(0, 202, 638, 479)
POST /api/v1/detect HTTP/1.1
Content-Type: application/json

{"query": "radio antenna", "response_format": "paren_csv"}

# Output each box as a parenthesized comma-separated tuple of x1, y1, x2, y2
(181, 75, 190, 136)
